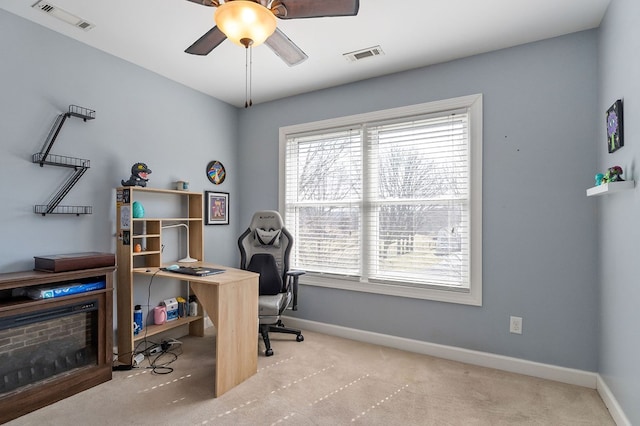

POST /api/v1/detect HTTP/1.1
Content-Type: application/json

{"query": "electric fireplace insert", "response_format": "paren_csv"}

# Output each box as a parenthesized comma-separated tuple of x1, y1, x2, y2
(0, 267, 113, 423)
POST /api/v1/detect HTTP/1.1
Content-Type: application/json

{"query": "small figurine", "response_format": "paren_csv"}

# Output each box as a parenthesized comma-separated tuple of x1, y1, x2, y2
(121, 162, 152, 187)
(595, 173, 605, 186)
(603, 166, 624, 183)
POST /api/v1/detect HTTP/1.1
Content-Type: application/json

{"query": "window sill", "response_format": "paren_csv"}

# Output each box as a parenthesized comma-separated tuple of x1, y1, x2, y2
(300, 274, 482, 306)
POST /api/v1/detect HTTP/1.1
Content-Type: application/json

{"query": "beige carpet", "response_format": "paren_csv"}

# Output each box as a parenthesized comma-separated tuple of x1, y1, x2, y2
(7, 328, 614, 425)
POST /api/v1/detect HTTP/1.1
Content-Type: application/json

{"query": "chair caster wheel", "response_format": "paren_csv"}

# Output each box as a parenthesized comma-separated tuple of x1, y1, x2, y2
(296, 334, 304, 342)
(265, 348, 274, 356)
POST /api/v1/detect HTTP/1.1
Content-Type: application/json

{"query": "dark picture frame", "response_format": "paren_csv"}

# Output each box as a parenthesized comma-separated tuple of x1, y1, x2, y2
(606, 99, 624, 153)
(205, 191, 229, 225)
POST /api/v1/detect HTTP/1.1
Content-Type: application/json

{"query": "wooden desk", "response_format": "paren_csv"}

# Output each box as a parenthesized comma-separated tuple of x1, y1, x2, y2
(135, 264, 258, 397)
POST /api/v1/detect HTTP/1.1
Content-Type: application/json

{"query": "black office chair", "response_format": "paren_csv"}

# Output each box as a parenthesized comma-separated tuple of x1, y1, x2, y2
(238, 210, 304, 356)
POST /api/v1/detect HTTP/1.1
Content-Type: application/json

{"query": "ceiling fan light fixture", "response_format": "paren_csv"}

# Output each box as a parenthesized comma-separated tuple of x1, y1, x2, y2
(214, 0, 277, 47)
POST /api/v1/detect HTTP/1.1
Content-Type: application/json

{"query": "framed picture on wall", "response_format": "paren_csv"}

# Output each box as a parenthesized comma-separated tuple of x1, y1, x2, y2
(606, 99, 624, 153)
(205, 191, 229, 225)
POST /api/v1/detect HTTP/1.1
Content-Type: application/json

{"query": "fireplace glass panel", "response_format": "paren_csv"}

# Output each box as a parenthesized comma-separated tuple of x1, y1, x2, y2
(0, 300, 99, 396)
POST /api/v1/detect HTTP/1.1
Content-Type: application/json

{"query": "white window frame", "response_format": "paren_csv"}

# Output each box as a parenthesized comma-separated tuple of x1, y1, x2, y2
(279, 94, 482, 306)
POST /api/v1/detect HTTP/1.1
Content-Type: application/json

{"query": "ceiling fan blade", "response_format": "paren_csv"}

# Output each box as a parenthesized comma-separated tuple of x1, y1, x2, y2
(185, 26, 227, 56)
(274, 0, 359, 19)
(185, 0, 217, 7)
(265, 28, 308, 66)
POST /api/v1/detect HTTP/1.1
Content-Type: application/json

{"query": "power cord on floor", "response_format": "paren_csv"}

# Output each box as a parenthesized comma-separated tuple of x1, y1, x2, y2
(113, 271, 185, 374)
(142, 339, 183, 374)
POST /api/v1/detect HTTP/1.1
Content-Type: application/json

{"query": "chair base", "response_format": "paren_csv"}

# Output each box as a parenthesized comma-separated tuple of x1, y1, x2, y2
(260, 320, 304, 356)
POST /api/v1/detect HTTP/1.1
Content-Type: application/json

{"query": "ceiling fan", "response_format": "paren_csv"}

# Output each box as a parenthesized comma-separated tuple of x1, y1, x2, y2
(184, 0, 360, 67)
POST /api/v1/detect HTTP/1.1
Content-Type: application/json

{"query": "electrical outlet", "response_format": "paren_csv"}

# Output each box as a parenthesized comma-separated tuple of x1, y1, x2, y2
(510, 316, 523, 334)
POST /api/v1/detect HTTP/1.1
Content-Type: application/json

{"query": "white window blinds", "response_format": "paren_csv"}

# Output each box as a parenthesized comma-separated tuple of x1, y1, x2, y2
(284, 127, 362, 276)
(282, 96, 480, 297)
(365, 111, 469, 289)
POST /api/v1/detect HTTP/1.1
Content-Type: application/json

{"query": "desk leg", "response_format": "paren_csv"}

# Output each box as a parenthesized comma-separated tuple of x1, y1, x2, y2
(190, 277, 258, 397)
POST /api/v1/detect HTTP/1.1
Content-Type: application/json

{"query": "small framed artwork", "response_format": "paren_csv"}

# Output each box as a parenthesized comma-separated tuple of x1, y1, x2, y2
(606, 99, 624, 153)
(206, 160, 226, 185)
(205, 191, 229, 225)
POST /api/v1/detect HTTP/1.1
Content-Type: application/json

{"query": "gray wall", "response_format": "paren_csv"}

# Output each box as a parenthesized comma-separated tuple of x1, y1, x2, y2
(0, 9, 239, 334)
(598, 0, 640, 423)
(238, 31, 601, 372)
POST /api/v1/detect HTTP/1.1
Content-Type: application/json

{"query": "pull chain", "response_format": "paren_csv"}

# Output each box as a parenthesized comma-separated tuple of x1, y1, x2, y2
(244, 43, 253, 108)
(249, 45, 253, 108)
(240, 38, 254, 108)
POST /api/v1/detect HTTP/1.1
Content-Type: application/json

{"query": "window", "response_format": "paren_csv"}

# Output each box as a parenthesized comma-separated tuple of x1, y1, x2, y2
(279, 95, 482, 305)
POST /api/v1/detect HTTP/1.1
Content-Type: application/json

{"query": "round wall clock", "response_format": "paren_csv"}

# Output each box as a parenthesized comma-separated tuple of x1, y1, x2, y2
(206, 160, 226, 185)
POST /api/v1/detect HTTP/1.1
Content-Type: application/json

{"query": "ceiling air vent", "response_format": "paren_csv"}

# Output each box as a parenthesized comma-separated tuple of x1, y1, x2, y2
(31, 1, 95, 31)
(343, 46, 385, 62)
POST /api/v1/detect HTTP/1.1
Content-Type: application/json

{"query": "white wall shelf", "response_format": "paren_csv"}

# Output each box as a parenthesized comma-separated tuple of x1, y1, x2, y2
(586, 180, 635, 197)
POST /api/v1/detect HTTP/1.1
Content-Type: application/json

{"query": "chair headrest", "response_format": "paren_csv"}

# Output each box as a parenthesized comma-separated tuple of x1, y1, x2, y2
(249, 211, 284, 231)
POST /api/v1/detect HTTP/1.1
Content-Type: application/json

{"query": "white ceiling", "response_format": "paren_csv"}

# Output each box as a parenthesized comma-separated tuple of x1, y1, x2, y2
(2, 0, 611, 108)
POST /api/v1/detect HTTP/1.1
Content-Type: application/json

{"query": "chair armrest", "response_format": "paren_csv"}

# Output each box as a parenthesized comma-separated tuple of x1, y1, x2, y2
(286, 270, 305, 310)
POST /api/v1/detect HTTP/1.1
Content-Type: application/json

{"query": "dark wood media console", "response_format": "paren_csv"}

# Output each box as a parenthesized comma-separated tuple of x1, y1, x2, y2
(0, 266, 114, 424)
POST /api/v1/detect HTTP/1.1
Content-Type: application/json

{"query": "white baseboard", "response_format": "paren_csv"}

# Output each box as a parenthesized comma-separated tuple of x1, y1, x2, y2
(283, 317, 596, 388)
(596, 375, 631, 426)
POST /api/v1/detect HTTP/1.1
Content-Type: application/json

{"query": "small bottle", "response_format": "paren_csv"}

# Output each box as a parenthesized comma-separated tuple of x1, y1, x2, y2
(177, 296, 187, 317)
(189, 296, 198, 317)
(133, 305, 143, 335)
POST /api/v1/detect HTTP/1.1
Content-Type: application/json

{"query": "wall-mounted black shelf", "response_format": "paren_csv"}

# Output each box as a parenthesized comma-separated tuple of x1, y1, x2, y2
(32, 105, 95, 216)
(33, 205, 93, 215)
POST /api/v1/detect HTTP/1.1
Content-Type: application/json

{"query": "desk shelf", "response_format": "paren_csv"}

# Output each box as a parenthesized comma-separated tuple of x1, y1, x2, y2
(586, 180, 635, 196)
(132, 250, 161, 256)
(133, 315, 203, 343)
(115, 187, 204, 365)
